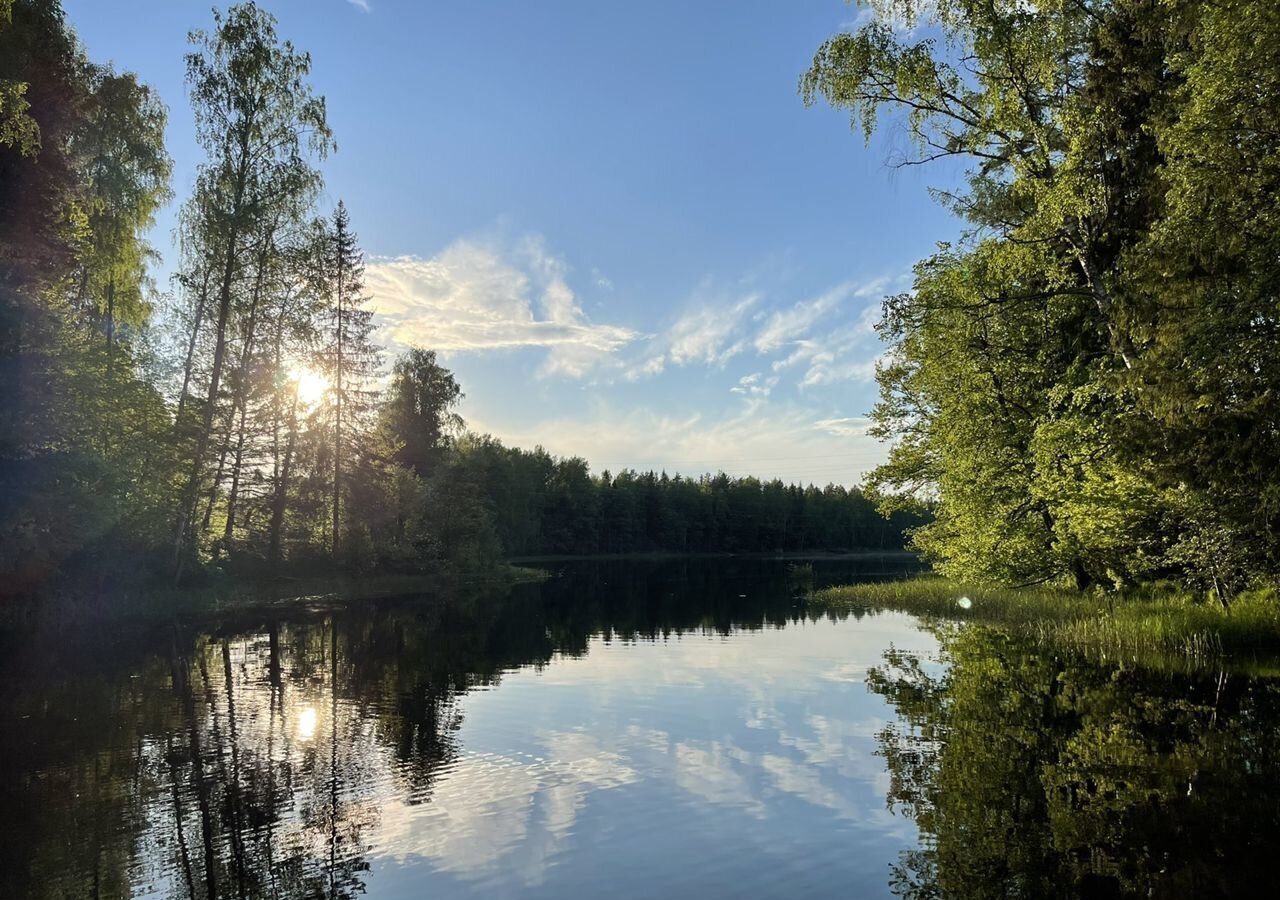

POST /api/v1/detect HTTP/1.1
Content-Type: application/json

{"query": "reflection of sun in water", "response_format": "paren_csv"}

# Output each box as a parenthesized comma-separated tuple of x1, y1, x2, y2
(297, 705, 318, 741)
(291, 367, 329, 409)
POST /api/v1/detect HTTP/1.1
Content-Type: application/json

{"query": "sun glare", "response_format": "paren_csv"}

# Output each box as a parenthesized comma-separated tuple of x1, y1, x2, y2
(296, 706, 318, 742)
(291, 367, 329, 409)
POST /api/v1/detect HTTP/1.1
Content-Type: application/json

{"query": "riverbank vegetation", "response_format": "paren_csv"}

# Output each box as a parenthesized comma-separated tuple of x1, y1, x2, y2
(817, 578, 1280, 664)
(805, 0, 1280, 604)
(1, 1, 915, 602)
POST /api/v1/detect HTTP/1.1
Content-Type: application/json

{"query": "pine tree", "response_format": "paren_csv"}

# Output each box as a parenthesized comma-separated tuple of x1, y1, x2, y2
(322, 201, 381, 559)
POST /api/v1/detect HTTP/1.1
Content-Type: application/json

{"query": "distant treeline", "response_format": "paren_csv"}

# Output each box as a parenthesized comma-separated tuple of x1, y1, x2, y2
(438, 438, 923, 559)
(0, 2, 911, 594)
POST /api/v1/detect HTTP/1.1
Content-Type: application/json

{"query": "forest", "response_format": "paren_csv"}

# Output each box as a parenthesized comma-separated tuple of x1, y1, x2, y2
(0, 1, 912, 598)
(11, 0, 1279, 607)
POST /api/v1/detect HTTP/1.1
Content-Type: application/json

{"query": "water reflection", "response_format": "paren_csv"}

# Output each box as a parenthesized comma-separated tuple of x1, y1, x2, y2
(3, 558, 1278, 898)
(1, 559, 914, 899)
(868, 625, 1280, 899)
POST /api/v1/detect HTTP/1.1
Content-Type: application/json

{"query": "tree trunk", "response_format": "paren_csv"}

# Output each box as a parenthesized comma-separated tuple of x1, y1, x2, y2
(332, 242, 343, 560)
(175, 267, 212, 427)
(1080, 252, 1135, 370)
(1072, 557, 1093, 591)
(105, 273, 115, 353)
(172, 146, 250, 577)
(221, 238, 272, 544)
(267, 387, 299, 567)
(173, 243, 236, 573)
(222, 400, 251, 545)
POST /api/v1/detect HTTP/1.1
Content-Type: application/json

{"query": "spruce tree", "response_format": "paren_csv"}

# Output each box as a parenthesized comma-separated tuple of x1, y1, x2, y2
(322, 201, 381, 559)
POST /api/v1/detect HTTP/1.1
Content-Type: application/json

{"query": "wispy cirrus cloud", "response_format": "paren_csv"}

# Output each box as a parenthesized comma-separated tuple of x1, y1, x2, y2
(730, 371, 780, 413)
(731, 372, 779, 400)
(813, 416, 875, 438)
(370, 235, 901, 391)
(621, 290, 759, 381)
(753, 277, 886, 353)
(365, 238, 641, 378)
(618, 270, 895, 388)
(758, 276, 890, 388)
(666, 293, 759, 367)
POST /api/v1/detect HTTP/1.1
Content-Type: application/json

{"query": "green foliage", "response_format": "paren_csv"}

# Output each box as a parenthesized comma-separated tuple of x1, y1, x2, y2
(380, 347, 462, 479)
(171, 0, 333, 570)
(1, 1, 179, 592)
(806, 0, 1280, 595)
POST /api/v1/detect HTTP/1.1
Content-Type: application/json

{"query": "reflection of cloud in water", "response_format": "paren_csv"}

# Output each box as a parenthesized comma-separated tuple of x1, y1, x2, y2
(760, 752, 865, 818)
(673, 741, 768, 819)
(372, 612, 935, 884)
(374, 730, 638, 885)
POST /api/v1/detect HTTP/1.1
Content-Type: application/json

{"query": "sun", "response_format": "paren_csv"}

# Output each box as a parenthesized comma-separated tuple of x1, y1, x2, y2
(290, 366, 330, 409)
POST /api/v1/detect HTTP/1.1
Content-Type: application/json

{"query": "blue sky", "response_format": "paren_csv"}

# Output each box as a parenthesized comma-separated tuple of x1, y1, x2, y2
(65, 0, 964, 485)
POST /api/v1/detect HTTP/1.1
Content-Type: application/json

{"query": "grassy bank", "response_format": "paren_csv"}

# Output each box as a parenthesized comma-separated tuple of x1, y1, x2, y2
(815, 577, 1280, 664)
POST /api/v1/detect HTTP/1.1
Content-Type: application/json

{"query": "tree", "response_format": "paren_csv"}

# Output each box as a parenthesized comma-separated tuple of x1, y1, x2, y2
(1, 1, 177, 590)
(803, 0, 1277, 594)
(318, 201, 380, 559)
(171, 1, 331, 573)
(72, 67, 172, 351)
(381, 348, 463, 480)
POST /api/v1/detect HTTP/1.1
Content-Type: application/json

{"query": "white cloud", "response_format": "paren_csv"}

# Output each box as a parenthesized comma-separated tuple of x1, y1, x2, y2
(619, 289, 762, 382)
(347, 0, 371, 11)
(665, 293, 759, 368)
(747, 275, 889, 390)
(768, 313, 886, 388)
(730, 372, 779, 399)
(814, 416, 875, 438)
(608, 271, 895, 388)
(365, 239, 640, 378)
(800, 351, 884, 387)
(730, 372, 780, 413)
(623, 355, 666, 382)
(753, 277, 886, 353)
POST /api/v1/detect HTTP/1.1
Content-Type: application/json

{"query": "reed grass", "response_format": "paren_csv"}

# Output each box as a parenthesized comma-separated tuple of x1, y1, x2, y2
(815, 576, 1280, 664)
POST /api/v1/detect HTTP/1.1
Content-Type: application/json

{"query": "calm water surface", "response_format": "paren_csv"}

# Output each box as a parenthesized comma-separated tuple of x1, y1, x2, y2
(3, 559, 1279, 899)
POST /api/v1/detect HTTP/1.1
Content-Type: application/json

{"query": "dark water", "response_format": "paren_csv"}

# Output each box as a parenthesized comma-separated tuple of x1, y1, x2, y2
(2, 558, 1279, 899)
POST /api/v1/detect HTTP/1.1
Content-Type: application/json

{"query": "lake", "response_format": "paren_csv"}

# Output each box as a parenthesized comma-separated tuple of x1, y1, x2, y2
(3, 558, 1278, 899)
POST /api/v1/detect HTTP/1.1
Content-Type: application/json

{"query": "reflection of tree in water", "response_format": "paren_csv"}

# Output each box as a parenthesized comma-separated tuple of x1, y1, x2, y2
(160, 623, 384, 900)
(0, 559, 870, 898)
(869, 626, 1280, 899)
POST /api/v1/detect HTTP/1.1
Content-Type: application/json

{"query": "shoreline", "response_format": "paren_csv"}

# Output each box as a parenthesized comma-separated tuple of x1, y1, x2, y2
(815, 576, 1280, 668)
(2, 565, 549, 629)
(506, 549, 920, 564)
(7, 553, 925, 628)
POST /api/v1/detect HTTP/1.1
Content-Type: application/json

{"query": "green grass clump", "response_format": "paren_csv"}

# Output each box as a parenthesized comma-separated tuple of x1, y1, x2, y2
(815, 576, 1280, 665)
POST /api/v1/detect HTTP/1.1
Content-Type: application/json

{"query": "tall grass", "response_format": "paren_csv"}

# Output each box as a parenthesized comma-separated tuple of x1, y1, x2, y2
(815, 576, 1280, 665)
